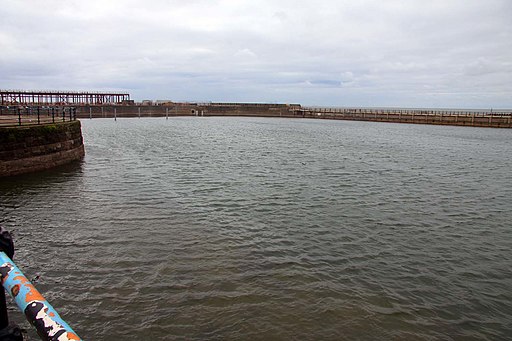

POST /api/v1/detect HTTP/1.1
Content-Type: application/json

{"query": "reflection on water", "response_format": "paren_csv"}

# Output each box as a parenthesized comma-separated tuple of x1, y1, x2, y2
(1, 117, 512, 340)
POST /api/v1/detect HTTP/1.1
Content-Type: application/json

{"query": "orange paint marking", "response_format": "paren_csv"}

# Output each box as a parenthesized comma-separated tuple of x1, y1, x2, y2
(49, 312, 55, 317)
(24, 284, 45, 303)
(66, 332, 80, 340)
(13, 276, 29, 284)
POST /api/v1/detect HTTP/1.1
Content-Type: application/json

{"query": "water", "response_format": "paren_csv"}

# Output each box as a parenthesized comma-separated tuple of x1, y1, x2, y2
(1, 117, 512, 340)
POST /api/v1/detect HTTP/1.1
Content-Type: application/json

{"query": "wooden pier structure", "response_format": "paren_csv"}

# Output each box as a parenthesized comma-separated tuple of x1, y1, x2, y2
(0, 90, 130, 105)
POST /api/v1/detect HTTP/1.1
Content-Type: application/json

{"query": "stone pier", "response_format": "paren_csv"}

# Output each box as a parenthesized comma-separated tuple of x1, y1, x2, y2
(0, 121, 85, 177)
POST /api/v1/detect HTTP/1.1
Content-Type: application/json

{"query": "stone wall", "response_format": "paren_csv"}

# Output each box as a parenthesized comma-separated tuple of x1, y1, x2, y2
(74, 104, 511, 128)
(0, 121, 85, 177)
(74, 103, 301, 118)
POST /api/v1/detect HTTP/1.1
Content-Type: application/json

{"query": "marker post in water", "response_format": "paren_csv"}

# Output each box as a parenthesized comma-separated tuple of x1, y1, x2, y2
(0, 227, 81, 341)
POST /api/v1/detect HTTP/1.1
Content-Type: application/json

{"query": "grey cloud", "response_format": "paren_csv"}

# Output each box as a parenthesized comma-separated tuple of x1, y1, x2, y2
(0, 0, 511, 108)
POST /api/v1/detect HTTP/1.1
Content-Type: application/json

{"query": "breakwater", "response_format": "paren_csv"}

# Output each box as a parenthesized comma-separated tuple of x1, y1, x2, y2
(74, 103, 512, 128)
(0, 121, 85, 177)
(74, 103, 299, 119)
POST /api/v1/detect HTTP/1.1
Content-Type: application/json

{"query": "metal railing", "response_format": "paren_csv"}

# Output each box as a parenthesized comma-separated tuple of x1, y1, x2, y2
(0, 106, 78, 127)
(0, 227, 81, 340)
(301, 107, 512, 117)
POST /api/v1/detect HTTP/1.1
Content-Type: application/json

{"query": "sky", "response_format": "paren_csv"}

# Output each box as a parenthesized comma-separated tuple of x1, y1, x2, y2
(0, 0, 511, 108)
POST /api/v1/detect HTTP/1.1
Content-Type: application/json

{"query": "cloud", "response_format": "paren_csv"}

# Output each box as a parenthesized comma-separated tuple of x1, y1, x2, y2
(0, 0, 511, 108)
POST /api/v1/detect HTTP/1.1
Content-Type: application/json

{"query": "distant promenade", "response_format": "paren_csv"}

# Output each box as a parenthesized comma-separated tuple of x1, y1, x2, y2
(1, 88, 510, 128)
(70, 103, 512, 128)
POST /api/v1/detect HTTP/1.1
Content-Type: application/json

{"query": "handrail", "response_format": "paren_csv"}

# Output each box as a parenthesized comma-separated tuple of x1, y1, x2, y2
(0, 106, 77, 127)
(301, 107, 512, 116)
(0, 252, 81, 340)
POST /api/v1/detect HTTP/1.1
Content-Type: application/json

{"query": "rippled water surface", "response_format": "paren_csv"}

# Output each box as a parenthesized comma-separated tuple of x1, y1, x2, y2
(1, 117, 512, 340)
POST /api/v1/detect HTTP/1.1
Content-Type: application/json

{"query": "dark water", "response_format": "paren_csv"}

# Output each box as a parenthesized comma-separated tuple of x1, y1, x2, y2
(1, 117, 512, 340)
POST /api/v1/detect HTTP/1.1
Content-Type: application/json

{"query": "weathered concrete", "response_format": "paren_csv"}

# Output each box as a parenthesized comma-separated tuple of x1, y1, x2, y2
(0, 121, 85, 177)
(75, 103, 299, 119)
(298, 108, 512, 128)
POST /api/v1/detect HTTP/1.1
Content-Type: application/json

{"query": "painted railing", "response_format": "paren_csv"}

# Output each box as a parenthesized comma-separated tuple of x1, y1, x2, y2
(0, 226, 81, 341)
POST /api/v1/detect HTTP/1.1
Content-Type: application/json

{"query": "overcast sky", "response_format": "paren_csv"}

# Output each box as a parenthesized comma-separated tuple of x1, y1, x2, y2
(1, 0, 511, 108)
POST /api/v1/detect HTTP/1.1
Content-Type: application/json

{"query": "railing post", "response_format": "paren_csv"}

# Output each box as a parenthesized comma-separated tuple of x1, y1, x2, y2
(17, 107, 21, 126)
(52, 107, 55, 123)
(37, 106, 40, 124)
(62, 108, 65, 122)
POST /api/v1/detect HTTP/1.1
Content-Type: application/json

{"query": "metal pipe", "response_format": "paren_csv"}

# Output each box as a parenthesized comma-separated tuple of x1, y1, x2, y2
(0, 252, 81, 341)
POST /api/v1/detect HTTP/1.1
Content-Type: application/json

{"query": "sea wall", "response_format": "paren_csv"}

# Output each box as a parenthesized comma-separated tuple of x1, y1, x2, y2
(74, 104, 512, 128)
(299, 109, 512, 128)
(0, 121, 85, 177)
(75, 103, 299, 118)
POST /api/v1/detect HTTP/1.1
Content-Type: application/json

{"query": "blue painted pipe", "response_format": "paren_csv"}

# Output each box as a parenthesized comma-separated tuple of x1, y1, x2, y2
(0, 252, 81, 341)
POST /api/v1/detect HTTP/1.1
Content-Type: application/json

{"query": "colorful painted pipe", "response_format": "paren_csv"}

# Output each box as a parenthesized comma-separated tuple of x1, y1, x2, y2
(0, 251, 81, 341)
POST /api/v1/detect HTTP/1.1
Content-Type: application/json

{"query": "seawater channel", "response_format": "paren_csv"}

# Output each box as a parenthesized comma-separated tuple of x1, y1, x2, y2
(1, 117, 511, 340)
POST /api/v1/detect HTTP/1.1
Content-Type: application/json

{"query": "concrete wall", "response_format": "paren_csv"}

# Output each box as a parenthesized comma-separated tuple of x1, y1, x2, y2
(74, 103, 300, 119)
(74, 104, 512, 128)
(0, 121, 85, 177)
(299, 110, 512, 128)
